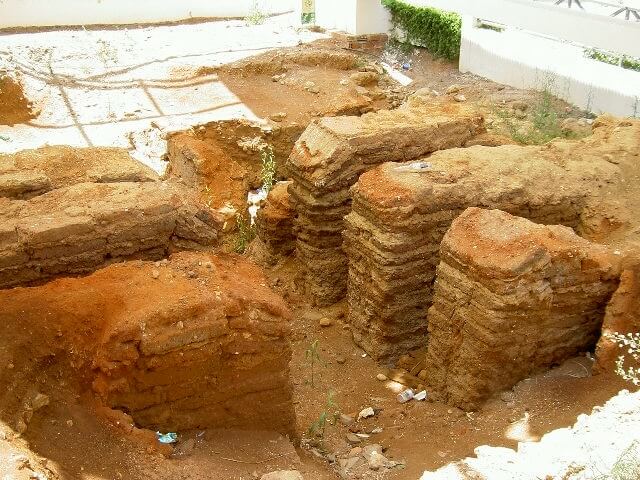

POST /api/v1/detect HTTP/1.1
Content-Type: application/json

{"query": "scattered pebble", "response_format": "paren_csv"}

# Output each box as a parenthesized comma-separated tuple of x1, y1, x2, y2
(335, 355, 346, 364)
(454, 94, 467, 102)
(319, 317, 332, 327)
(339, 414, 355, 426)
(376, 373, 388, 382)
(346, 432, 362, 444)
(66, 419, 74, 427)
(151, 269, 160, 279)
(358, 407, 375, 420)
(446, 84, 461, 94)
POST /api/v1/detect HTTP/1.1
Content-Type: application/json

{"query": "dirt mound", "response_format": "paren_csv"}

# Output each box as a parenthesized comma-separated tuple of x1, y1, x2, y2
(0, 75, 36, 126)
(1, 251, 294, 435)
(215, 47, 358, 77)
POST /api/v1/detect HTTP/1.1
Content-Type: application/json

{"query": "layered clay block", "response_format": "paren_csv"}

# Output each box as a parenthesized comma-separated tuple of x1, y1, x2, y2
(424, 208, 620, 410)
(256, 181, 296, 258)
(0, 182, 220, 288)
(345, 117, 638, 362)
(0, 145, 158, 199)
(286, 95, 486, 305)
(0, 252, 295, 435)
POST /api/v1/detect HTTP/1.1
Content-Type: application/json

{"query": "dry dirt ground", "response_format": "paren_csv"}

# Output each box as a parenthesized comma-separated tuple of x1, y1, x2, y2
(0, 17, 636, 480)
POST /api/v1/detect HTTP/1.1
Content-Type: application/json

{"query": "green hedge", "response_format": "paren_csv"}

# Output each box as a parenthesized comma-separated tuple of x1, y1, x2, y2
(382, 0, 461, 60)
(585, 48, 640, 73)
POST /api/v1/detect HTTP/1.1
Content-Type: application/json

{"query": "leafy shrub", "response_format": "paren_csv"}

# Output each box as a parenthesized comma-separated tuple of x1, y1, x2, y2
(603, 332, 640, 386)
(382, 0, 461, 60)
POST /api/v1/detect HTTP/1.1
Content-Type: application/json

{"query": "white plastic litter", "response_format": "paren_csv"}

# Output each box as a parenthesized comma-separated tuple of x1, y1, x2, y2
(397, 388, 414, 403)
(380, 62, 413, 86)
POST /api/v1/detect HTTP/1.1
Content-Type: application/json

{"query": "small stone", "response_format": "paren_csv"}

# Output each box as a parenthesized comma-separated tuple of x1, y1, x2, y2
(446, 84, 461, 94)
(339, 79, 349, 86)
(269, 112, 287, 122)
(151, 269, 160, 279)
(204, 261, 213, 269)
(358, 407, 375, 420)
(514, 109, 527, 119)
(338, 456, 361, 472)
(7, 363, 14, 369)
(348, 447, 363, 457)
(66, 419, 74, 427)
(371, 427, 383, 434)
(500, 390, 516, 403)
(355, 86, 369, 96)
(177, 321, 184, 329)
(15, 418, 28, 434)
(376, 373, 388, 382)
(346, 433, 362, 444)
(336, 355, 346, 364)
(339, 414, 355, 426)
(367, 451, 389, 470)
(350, 71, 379, 87)
(319, 317, 332, 327)
(31, 393, 49, 411)
(511, 100, 528, 111)
(12, 454, 29, 469)
(187, 270, 197, 278)
(418, 369, 428, 380)
(260, 471, 303, 480)
(304, 81, 319, 94)
(454, 94, 466, 102)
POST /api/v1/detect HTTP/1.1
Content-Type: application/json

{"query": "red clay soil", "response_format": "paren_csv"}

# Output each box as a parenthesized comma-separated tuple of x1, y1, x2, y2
(0, 76, 36, 126)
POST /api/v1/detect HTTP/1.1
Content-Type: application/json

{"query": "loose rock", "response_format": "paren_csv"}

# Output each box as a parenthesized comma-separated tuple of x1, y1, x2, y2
(358, 407, 375, 420)
(376, 373, 388, 382)
(319, 317, 332, 327)
(260, 471, 303, 480)
(454, 94, 467, 102)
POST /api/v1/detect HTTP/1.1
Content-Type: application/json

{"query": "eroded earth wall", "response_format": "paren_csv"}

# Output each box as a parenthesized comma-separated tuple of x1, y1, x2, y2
(286, 95, 486, 305)
(0, 252, 295, 435)
(0, 146, 221, 288)
(345, 117, 640, 362)
(424, 208, 619, 410)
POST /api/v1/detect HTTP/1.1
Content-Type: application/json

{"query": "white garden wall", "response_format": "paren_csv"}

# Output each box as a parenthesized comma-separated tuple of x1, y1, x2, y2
(0, 0, 297, 28)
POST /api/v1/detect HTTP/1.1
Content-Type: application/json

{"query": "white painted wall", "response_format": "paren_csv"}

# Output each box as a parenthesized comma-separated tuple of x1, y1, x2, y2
(315, 0, 390, 34)
(406, 0, 640, 59)
(459, 15, 640, 117)
(0, 0, 298, 28)
(315, 0, 358, 33)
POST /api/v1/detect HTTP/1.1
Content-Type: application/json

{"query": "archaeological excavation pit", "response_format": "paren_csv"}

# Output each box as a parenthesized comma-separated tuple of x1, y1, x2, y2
(286, 95, 486, 306)
(1, 8, 639, 480)
(344, 117, 640, 362)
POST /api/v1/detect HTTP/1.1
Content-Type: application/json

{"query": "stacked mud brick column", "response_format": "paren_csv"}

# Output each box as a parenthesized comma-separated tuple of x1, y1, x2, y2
(286, 97, 485, 305)
(0, 146, 221, 287)
(344, 118, 639, 362)
(424, 208, 620, 410)
(255, 181, 296, 258)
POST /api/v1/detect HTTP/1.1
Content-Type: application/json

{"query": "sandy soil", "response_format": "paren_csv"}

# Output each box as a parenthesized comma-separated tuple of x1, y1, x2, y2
(0, 19, 635, 480)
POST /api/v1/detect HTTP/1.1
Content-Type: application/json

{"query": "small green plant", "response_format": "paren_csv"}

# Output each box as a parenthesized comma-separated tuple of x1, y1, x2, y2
(495, 88, 577, 145)
(585, 48, 640, 73)
(308, 391, 340, 438)
(382, 0, 461, 60)
(0, 135, 9, 142)
(234, 213, 256, 254)
(260, 145, 277, 193)
(603, 332, 640, 386)
(305, 339, 323, 387)
(245, 1, 267, 25)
